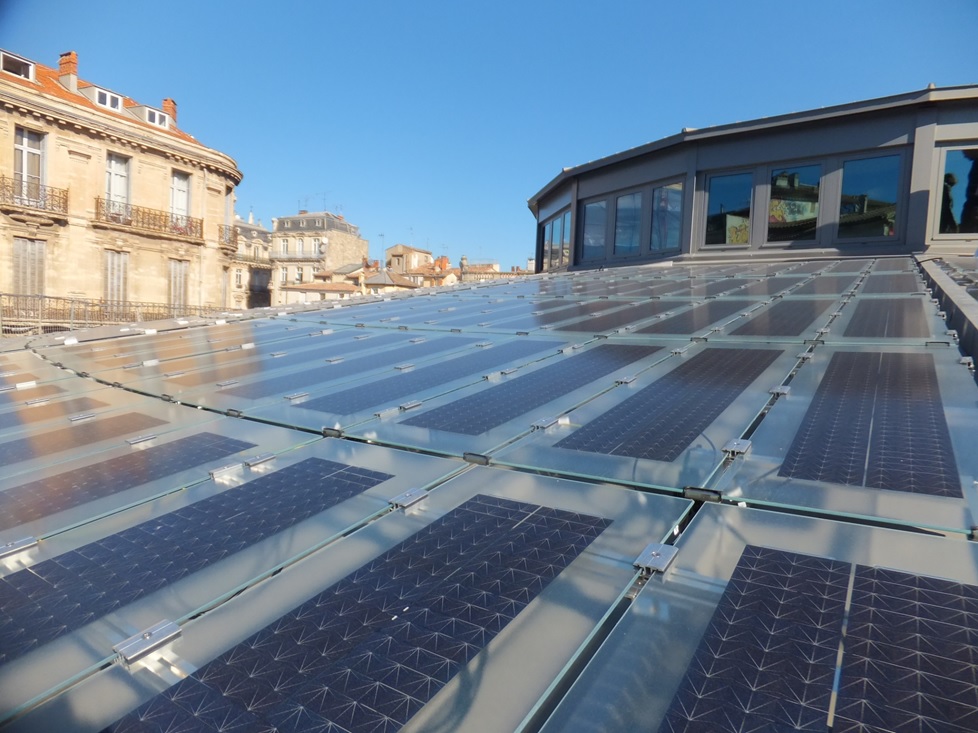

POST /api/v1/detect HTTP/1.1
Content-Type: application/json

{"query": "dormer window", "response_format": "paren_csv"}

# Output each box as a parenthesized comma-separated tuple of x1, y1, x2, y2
(1, 52, 33, 80)
(146, 109, 168, 128)
(95, 89, 122, 111)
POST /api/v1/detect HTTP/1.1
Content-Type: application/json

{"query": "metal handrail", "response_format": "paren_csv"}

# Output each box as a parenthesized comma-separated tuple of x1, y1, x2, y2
(0, 175, 68, 215)
(95, 197, 203, 239)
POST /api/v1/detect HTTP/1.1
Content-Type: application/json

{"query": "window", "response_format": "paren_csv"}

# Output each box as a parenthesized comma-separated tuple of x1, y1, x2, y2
(315, 219, 323, 227)
(281, 239, 289, 254)
(253, 246, 260, 259)
(582, 201, 607, 261)
(146, 109, 168, 128)
(104, 250, 128, 303)
(168, 260, 189, 307)
(614, 192, 642, 256)
(105, 153, 130, 220)
(95, 88, 122, 111)
(284, 221, 292, 228)
(541, 220, 553, 271)
(296, 267, 304, 282)
(651, 182, 683, 252)
(939, 148, 978, 234)
(706, 173, 753, 245)
(838, 155, 900, 239)
(235, 269, 243, 287)
(281, 267, 288, 284)
(170, 171, 191, 233)
(13, 127, 43, 206)
(1, 52, 33, 80)
(313, 237, 321, 250)
(12, 238, 44, 295)
(768, 165, 821, 242)
(297, 239, 304, 256)
(299, 220, 306, 228)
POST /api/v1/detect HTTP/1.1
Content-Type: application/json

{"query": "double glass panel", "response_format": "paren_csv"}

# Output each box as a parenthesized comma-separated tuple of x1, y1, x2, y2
(940, 148, 978, 234)
(13, 127, 42, 204)
(550, 214, 563, 268)
(838, 155, 899, 238)
(651, 182, 683, 252)
(706, 173, 753, 245)
(767, 164, 820, 242)
(582, 201, 607, 260)
(613, 192, 642, 256)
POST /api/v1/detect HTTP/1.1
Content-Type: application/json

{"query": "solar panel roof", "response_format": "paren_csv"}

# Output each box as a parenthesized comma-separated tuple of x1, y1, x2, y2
(1, 255, 977, 733)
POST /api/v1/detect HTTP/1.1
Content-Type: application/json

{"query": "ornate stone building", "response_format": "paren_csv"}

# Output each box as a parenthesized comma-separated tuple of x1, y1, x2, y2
(0, 48, 242, 311)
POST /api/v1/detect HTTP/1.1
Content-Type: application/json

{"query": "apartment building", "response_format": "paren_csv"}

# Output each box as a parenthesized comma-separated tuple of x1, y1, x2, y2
(0, 48, 242, 310)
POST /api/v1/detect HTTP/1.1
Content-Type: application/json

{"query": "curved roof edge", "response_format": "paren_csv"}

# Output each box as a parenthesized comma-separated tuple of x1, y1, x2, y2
(527, 84, 978, 216)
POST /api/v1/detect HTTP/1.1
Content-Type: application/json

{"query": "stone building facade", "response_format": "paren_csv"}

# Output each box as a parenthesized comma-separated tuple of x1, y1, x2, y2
(0, 48, 242, 311)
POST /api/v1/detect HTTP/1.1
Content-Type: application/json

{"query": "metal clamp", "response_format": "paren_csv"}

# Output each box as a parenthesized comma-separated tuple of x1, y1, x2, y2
(114, 620, 181, 669)
(633, 542, 678, 576)
(389, 488, 427, 510)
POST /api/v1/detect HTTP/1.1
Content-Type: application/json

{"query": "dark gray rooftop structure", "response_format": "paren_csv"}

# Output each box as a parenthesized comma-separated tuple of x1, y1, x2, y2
(529, 86, 978, 272)
(0, 252, 977, 732)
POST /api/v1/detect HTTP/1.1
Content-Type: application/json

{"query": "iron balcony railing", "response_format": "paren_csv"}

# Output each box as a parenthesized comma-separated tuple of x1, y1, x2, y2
(0, 175, 68, 215)
(219, 224, 237, 247)
(1, 293, 236, 337)
(95, 197, 203, 239)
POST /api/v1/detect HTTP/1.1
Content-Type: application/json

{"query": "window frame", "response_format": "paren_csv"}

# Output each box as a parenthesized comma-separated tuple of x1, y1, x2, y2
(1, 52, 34, 80)
(702, 170, 755, 248)
(650, 179, 685, 254)
(832, 151, 906, 244)
(13, 126, 44, 206)
(933, 144, 978, 239)
(762, 161, 824, 246)
(95, 88, 123, 111)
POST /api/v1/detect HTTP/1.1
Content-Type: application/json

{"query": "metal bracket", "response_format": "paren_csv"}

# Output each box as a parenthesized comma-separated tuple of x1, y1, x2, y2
(0, 536, 38, 559)
(322, 427, 343, 438)
(126, 434, 157, 446)
(284, 392, 309, 401)
(217, 380, 239, 387)
(245, 453, 275, 468)
(769, 386, 791, 397)
(683, 486, 723, 503)
(389, 488, 427, 510)
(114, 620, 181, 669)
(463, 452, 490, 466)
(633, 542, 678, 576)
(722, 438, 752, 456)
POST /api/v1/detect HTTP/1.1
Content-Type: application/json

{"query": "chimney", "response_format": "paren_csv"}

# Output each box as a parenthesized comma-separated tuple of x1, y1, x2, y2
(58, 51, 78, 93)
(162, 98, 177, 124)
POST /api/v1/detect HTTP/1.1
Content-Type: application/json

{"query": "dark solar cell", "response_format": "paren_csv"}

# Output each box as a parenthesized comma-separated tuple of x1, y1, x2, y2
(493, 300, 620, 331)
(843, 298, 930, 338)
(790, 261, 835, 274)
(0, 432, 256, 530)
(298, 340, 557, 415)
(779, 352, 959, 496)
(737, 277, 806, 296)
(554, 348, 782, 461)
(657, 545, 848, 733)
(0, 412, 168, 466)
(792, 274, 860, 295)
(872, 258, 912, 272)
(225, 336, 479, 400)
(634, 300, 755, 335)
(0, 396, 108, 431)
(557, 301, 674, 333)
(860, 273, 920, 294)
(730, 299, 835, 337)
(0, 457, 392, 664)
(401, 344, 661, 435)
(169, 332, 409, 388)
(104, 495, 611, 733)
(0, 384, 64, 406)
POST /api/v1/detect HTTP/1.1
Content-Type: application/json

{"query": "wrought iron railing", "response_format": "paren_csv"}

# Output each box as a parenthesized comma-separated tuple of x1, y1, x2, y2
(219, 224, 237, 247)
(95, 198, 203, 239)
(0, 175, 68, 215)
(1, 293, 235, 336)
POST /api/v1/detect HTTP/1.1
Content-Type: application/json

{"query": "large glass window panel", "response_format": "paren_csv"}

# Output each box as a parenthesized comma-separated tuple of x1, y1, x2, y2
(706, 173, 752, 245)
(940, 148, 978, 234)
(651, 182, 683, 252)
(561, 210, 571, 266)
(767, 164, 820, 242)
(614, 192, 642, 256)
(582, 201, 607, 260)
(838, 155, 900, 238)
(14, 127, 43, 204)
(550, 215, 563, 268)
(542, 220, 553, 271)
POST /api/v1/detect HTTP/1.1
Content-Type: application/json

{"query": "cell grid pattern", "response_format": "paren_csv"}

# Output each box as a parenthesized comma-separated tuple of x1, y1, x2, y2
(0, 457, 392, 665)
(401, 344, 661, 435)
(0, 396, 108, 431)
(792, 275, 860, 295)
(658, 545, 848, 733)
(0, 384, 64, 407)
(298, 339, 556, 415)
(635, 300, 754, 335)
(660, 546, 978, 733)
(737, 277, 807, 296)
(0, 432, 256, 531)
(169, 332, 409, 388)
(0, 412, 168, 466)
(843, 298, 930, 338)
(860, 273, 921, 294)
(493, 300, 621, 331)
(730, 299, 835, 337)
(554, 348, 782, 461)
(225, 336, 479, 400)
(779, 351, 960, 496)
(556, 301, 674, 333)
(104, 495, 611, 733)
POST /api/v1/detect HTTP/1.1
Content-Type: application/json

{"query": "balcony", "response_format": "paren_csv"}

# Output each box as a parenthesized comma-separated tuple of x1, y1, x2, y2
(95, 198, 203, 240)
(0, 175, 68, 216)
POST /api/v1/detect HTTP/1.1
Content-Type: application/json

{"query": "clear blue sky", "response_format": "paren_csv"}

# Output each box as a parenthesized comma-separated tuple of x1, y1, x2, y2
(2, 0, 976, 270)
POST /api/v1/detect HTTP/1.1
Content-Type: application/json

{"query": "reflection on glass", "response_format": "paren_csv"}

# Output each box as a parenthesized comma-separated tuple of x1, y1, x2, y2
(550, 214, 563, 268)
(542, 220, 552, 271)
(561, 210, 571, 267)
(614, 192, 642, 256)
(838, 155, 899, 238)
(583, 201, 606, 260)
(941, 148, 978, 234)
(651, 182, 683, 251)
(706, 173, 752, 245)
(768, 164, 820, 242)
